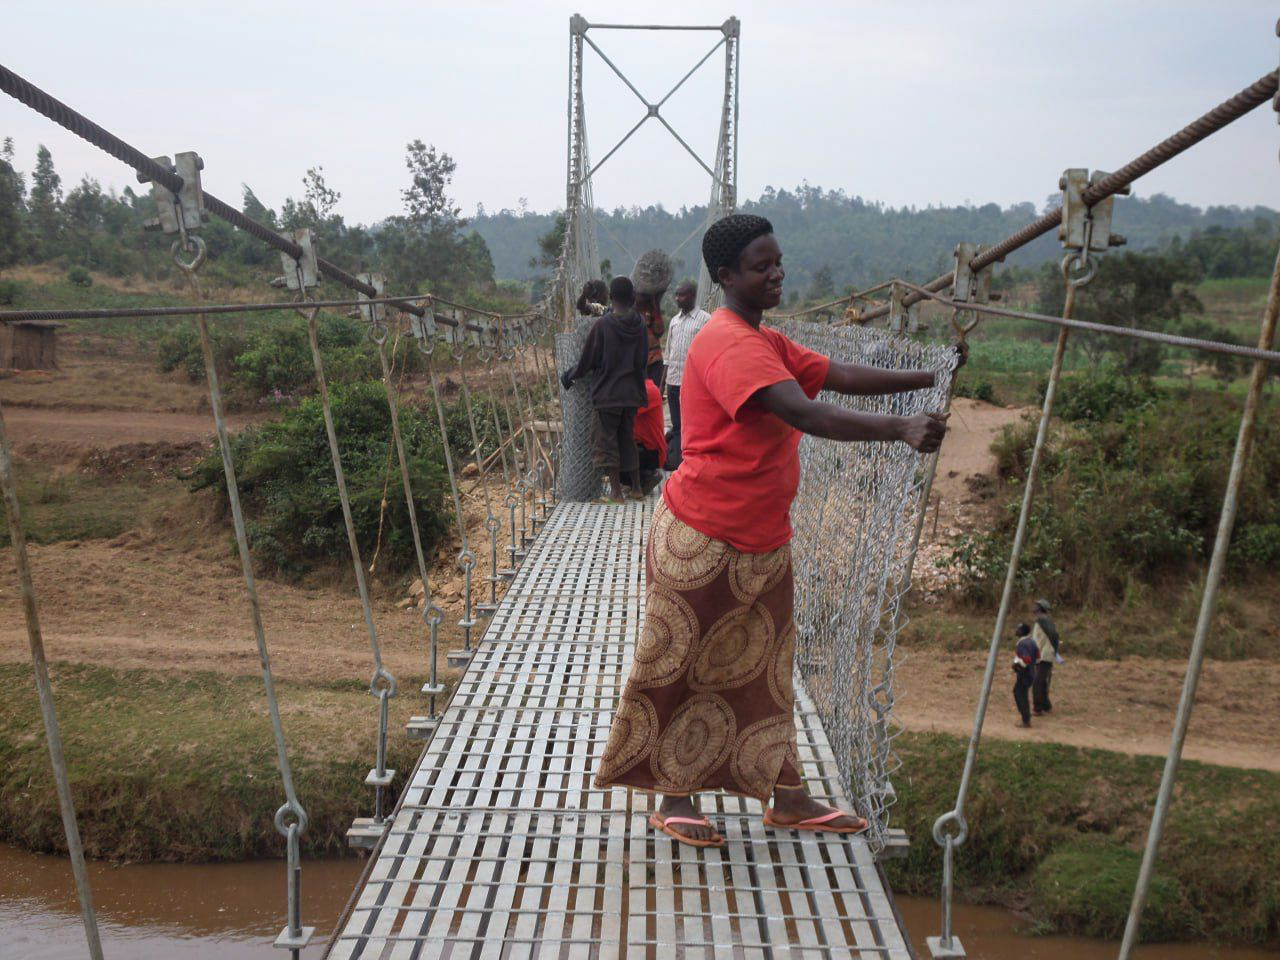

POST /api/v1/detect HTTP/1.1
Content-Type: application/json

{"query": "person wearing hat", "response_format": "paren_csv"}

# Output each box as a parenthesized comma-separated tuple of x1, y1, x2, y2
(595, 213, 961, 848)
(1031, 598, 1061, 715)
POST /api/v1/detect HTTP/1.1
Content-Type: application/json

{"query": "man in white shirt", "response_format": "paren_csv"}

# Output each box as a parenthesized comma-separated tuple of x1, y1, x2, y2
(662, 281, 711, 469)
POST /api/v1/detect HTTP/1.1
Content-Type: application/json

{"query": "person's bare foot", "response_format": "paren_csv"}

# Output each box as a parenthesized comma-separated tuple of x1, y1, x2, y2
(656, 794, 719, 843)
(609, 479, 625, 502)
(768, 784, 867, 831)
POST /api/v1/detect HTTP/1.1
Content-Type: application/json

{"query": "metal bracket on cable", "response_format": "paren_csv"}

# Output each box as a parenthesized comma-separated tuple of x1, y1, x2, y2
(888, 281, 920, 334)
(139, 151, 203, 234)
(1058, 168, 1127, 253)
(278, 228, 319, 291)
(356, 272, 386, 324)
(950, 242, 993, 337)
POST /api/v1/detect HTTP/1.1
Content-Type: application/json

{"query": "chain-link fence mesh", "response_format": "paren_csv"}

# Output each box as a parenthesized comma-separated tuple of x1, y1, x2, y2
(774, 319, 956, 852)
(555, 318, 600, 502)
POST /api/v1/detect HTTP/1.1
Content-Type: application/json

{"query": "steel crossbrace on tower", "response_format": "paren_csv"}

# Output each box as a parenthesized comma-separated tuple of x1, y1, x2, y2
(326, 499, 913, 960)
(560, 15, 739, 319)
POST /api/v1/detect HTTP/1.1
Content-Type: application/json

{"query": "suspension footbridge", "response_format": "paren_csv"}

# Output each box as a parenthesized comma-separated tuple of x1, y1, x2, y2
(1, 14, 1278, 960)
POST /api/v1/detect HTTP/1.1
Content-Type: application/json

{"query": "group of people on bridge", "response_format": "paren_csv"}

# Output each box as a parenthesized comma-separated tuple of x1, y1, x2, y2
(564, 213, 961, 846)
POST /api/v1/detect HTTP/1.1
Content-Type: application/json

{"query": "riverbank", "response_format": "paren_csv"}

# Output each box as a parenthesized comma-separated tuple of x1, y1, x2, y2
(2, 663, 1277, 945)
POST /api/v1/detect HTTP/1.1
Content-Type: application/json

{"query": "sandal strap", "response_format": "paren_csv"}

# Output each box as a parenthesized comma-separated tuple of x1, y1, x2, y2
(661, 815, 711, 828)
(800, 810, 851, 826)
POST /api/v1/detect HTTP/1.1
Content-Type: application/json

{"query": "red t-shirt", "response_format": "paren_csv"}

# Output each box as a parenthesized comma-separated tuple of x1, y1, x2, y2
(635, 379, 667, 466)
(662, 308, 830, 552)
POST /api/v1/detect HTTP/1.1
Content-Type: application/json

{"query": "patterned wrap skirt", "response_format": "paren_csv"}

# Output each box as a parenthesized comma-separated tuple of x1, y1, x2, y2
(595, 498, 801, 800)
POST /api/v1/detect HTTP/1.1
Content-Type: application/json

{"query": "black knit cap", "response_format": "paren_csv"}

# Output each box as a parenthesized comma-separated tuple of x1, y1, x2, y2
(702, 213, 774, 282)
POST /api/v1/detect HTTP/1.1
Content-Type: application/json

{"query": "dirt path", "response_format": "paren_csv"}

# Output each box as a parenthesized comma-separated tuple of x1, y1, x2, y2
(0, 537, 466, 686)
(932, 397, 1024, 505)
(5, 407, 263, 450)
(896, 650, 1280, 772)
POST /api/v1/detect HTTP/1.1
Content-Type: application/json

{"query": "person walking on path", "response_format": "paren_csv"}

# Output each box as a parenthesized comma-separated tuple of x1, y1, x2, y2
(1012, 622, 1039, 728)
(561, 276, 649, 503)
(595, 213, 960, 847)
(662, 281, 712, 470)
(1031, 598, 1061, 715)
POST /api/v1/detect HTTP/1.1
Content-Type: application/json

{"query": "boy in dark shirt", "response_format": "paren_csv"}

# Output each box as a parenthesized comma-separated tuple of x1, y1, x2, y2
(1012, 622, 1039, 728)
(561, 276, 649, 502)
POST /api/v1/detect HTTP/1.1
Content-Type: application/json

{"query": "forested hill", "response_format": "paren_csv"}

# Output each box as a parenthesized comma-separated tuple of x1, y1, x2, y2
(469, 186, 1278, 299)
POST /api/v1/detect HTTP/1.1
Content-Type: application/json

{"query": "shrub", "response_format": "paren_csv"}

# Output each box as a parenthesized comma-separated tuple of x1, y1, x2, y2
(189, 381, 449, 574)
(1051, 370, 1161, 423)
(955, 377, 996, 404)
(66, 266, 92, 287)
(0, 278, 19, 305)
(156, 313, 434, 401)
(156, 325, 249, 382)
(946, 384, 1279, 606)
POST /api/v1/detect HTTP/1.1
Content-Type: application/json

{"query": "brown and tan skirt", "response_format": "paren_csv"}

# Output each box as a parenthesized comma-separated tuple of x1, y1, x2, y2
(595, 498, 802, 801)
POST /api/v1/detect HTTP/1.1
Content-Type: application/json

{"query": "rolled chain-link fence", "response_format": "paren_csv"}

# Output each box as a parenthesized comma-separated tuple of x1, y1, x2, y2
(555, 318, 600, 502)
(775, 319, 955, 850)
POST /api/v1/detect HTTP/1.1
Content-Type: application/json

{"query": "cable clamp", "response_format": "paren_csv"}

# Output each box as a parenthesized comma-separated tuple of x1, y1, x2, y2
(278, 228, 319, 291)
(141, 151, 203, 234)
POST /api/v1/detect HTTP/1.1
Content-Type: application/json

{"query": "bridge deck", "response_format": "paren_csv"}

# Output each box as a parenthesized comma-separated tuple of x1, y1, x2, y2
(328, 500, 913, 960)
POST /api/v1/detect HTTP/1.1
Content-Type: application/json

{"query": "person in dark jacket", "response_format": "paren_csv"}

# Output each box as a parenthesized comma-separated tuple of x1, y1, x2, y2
(1012, 622, 1039, 728)
(1031, 598, 1061, 715)
(561, 276, 649, 502)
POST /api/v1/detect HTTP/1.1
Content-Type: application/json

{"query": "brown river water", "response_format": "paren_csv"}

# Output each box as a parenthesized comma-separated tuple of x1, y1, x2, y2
(2, 843, 1275, 959)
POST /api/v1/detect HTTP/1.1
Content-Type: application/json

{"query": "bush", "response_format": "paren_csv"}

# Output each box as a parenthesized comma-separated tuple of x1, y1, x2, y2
(1051, 370, 1161, 423)
(946, 383, 1279, 606)
(955, 377, 996, 404)
(156, 325, 249, 382)
(189, 381, 449, 574)
(66, 266, 92, 287)
(0, 278, 19, 305)
(156, 313, 434, 401)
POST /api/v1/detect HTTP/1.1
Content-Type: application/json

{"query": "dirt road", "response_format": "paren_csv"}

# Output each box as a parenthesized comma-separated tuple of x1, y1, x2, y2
(895, 650, 1279, 772)
(5, 407, 261, 450)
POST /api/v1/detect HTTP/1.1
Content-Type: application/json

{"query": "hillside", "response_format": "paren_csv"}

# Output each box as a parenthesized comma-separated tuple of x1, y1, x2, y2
(470, 187, 1279, 295)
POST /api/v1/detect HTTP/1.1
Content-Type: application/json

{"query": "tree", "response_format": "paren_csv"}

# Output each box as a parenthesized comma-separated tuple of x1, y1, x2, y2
(63, 176, 105, 267)
(0, 138, 27, 267)
(28, 144, 62, 258)
(528, 213, 566, 271)
(379, 140, 494, 297)
(808, 263, 835, 301)
(402, 140, 461, 230)
(1069, 252, 1204, 375)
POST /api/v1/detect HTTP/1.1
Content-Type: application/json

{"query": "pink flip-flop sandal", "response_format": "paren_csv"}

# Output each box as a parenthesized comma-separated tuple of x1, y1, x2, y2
(763, 808, 870, 835)
(648, 812, 726, 848)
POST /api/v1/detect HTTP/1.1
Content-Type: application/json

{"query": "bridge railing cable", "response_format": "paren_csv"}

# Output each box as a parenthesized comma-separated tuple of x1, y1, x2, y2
(0, 409, 105, 959)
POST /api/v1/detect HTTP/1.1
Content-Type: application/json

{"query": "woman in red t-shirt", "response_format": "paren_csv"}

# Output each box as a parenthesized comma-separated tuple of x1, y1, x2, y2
(596, 214, 957, 847)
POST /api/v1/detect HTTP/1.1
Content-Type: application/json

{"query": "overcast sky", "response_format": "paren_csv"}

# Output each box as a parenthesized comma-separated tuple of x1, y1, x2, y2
(2, 1, 1276, 225)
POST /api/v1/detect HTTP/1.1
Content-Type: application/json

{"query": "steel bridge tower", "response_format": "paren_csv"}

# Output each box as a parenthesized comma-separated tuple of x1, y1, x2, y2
(562, 13, 740, 317)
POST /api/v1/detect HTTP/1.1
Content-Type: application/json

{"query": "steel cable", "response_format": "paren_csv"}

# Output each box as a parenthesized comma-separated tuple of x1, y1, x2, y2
(0, 404, 105, 959)
(857, 68, 1279, 323)
(175, 235, 311, 957)
(371, 312, 446, 717)
(299, 285, 398, 827)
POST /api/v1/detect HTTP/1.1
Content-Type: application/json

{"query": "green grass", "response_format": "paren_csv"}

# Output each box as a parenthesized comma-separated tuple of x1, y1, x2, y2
(0, 463, 187, 546)
(905, 567, 1280, 661)
(887, 733, 1280, 943)
(0, 663, 430, 862)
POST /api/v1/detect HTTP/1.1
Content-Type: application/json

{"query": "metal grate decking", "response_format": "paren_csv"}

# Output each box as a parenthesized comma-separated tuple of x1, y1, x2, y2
(328, 500, 913, 960)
